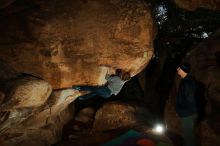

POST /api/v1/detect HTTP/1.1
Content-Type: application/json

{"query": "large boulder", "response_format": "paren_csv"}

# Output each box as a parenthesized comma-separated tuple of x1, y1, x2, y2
(165, 30, 220, 146)
(92, 101, 152, 132)
(0, 0, 155, 89)
(0, 107, 74, 146)
(173, 0, 220, 11)
(0, 76, 52, 111)
(0, 0, 155, 145)
(184, 30, 220, 103)
(0, 85, 81, 146)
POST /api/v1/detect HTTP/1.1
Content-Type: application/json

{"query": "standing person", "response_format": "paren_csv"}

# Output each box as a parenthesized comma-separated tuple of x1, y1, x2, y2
(175, 63, 198, 146)
(73, 69, 131, 100)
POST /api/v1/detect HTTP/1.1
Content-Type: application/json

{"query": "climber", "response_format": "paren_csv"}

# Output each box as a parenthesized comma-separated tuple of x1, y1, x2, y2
(72, 69, 131, 100)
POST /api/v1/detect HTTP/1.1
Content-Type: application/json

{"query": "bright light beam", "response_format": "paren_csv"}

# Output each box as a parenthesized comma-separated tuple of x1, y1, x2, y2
(152, 124, 165, 134)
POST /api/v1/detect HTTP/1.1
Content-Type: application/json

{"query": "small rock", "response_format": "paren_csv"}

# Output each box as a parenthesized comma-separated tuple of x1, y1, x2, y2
(75, 107, 95, 123)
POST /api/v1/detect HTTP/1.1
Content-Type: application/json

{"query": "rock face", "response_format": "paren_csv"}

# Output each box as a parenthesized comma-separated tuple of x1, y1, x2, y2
(173, 0, 220, 11)
(0, 0, 155, 145)
(92, 102, 152, 132)
(0, 76, 52, 111)
(165, 30, 220, 146)
(0, 0, 155, 89)
(0, 78, 81, 146)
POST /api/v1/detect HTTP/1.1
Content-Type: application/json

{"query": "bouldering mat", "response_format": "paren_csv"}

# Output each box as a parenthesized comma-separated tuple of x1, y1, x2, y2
(101, 129, 172, 146)
(101, 130, 140, 146)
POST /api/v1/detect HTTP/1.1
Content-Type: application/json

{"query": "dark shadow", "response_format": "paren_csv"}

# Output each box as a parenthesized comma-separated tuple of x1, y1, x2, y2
(166, 130, 183, 146)
(215, 51, 220, 66)
(113, 76, 144, 106)
(195, 80, 207, 123)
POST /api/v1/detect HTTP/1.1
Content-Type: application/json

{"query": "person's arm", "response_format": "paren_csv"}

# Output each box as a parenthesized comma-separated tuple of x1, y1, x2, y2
(105, 68, 116, 80)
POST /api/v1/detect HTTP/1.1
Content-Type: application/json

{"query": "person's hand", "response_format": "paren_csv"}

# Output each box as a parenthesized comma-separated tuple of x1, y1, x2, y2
(107, 68, 116, 75)
(99, 65, 115, 74)
(102, 66, 115, 75)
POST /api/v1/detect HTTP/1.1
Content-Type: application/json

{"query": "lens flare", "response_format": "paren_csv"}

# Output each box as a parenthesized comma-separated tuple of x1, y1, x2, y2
(153, 124, 164, 134)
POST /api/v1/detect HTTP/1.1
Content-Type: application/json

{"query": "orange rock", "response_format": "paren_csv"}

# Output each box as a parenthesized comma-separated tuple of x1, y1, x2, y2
(0, 76, 52, 110)
(0, 0, 155, 89)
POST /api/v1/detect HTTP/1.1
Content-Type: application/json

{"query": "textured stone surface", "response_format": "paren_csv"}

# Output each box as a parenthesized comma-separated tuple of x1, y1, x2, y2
(0, 0, 155, 145)
(75, 107, 95, 123)
(0, 0, 156, 145)
(20, 89, 80, 130)
(165, 29, 220, 145)
(92, 101, 152, 132)
(0, 77, 52, 111)
(173, 0, 220, 11)
(184, 30, 220, 103)
(0, 0, 155, 89)
(0, 107, 74, 146)
(0, 84, 81, 146)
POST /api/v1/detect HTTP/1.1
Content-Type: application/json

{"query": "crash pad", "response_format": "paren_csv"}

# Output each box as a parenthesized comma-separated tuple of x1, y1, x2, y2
(101, 130, 140, 146)
(101, 129, 172, 146)
(136, 138, 155, 146)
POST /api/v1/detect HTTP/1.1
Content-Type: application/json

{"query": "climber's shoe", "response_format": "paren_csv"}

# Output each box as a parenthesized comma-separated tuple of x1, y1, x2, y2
(72, 86, 81, 90)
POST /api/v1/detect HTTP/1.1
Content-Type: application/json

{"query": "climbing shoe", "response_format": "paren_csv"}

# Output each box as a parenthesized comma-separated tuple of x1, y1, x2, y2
(72, 86, 81, 90)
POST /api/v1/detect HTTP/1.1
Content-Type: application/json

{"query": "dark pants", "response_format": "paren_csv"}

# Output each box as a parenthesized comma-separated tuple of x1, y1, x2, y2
(180, 114, 198, 146)
(77, 86, 112, 100)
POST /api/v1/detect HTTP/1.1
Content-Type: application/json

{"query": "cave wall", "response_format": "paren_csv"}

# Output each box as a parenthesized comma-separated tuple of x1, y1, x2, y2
(160, 1, 220, 145)
(0, 0, 155, 145)
(0, 0, 155, 89)
(173, 0, 220, 11)
(165, 29, 220, 146)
